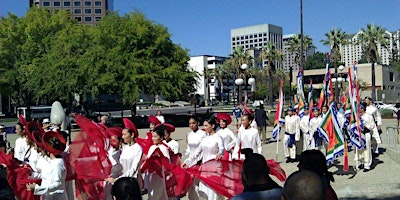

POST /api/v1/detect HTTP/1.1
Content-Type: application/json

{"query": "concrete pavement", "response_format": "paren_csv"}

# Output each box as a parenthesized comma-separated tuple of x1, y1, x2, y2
(4, 118, 400, 199)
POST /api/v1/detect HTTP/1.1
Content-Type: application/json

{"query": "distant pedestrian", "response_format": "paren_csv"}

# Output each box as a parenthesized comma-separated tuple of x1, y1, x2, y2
(254, 104, 268, 143)
(155, 110, 165, 124)
(233, 105, 242, 126)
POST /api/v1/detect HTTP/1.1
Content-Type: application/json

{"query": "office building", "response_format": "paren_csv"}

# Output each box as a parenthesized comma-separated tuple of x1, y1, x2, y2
(29, 0, 113, 25)
(282, 34, 316, 72)
(341, 30, 400, 67)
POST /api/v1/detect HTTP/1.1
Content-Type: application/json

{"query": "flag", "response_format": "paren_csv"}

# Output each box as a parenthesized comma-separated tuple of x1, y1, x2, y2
(317, 102, 345, 164)
(317, 80, 325, 109)
(296, 67, 306, 118)
(308, 79, 313, 104)
(272, 79, 284, 139)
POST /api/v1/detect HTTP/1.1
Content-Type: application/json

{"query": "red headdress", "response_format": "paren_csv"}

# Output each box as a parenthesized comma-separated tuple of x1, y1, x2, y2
(157, 123, 175, 133)
(25, 121, 45, 142)
(123, 118, 138, 138)
(106, 127, 123, 138)
(18, 115, 28, 126)
(42, 131, 66, 155)
(148, 116, 161, 125)
(216, 113, 232, 125)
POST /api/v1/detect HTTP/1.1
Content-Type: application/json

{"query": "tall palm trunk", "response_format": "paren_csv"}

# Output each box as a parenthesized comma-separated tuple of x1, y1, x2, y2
(269, 66, 274, 107)
(371, 62, 376, 100)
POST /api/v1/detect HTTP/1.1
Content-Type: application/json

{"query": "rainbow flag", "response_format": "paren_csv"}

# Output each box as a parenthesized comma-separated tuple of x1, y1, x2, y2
(272, 79, 284, 139)
(317, 102, 345, 164)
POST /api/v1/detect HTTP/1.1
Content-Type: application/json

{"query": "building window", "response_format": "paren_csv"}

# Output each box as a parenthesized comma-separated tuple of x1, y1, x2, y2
(95, 1, 102, 6)
(232, 38, 235, 41)
(94, 9, 102, 14)
(84, 1, 91, 6)
(64, 1, 71, 6)
(74, 9, 81, 14)
(53, 1, 61, 6)
(390, 72, 394, 81)
(85, 9, 91, 14)
(75, 17, 81, 22)
(85, 17, 92, 22)
(74, 1, 81, 6)
(43, 1, 50, 6)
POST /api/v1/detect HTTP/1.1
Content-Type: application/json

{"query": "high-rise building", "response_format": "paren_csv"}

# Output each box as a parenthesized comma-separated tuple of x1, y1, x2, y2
(341, 30, 400, 67)
(282, 34, 316, 72)
(29, 0, 113, 25)
(231, 24, 283, 69)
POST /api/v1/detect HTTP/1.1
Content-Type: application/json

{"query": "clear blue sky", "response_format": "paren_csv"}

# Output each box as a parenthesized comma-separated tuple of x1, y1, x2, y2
(1, 0, 399, 57)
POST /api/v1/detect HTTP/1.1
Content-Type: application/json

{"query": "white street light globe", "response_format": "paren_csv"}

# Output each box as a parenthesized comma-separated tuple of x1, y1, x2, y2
(331, 78, 337, 83)
(240, 64, 248, 70)
(235, 78, 244, 85)
(338, 65, 345, 71)
(248, 77, 256, 85)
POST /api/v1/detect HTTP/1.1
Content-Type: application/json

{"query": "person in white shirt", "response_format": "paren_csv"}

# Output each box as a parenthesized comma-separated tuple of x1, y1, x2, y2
(155, 110, 166, 124)
(364, 96, 382, 156)
(357, 102, 375, 172)
(182, 116, 224, 200)
(282, 107, 300, 163)
(183, 115, 207, 199)
(308, 108, 324, 153)
(299, 106, 310, 153)
(14, 122, 29, 162)
(26, 131, 68, 200)
(163, 123, 179, 154)
(233, 114, 262, 160)
(145, 125, 171, 200)
(216, 113, 237, 160)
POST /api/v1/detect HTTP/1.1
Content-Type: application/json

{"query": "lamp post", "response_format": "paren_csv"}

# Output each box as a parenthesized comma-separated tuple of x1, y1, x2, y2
(332, 65, 346, 102)
(235, 64, 255, 105)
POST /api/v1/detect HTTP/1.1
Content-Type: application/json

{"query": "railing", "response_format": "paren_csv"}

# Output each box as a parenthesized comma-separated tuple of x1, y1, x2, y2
(386, 126, 400, 150)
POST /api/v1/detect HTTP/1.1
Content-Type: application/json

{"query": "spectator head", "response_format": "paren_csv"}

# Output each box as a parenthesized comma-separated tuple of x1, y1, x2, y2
(241, 148, 269, 186)
(282, 170, 325, 200)
(0, 141, 6, 152)
(157, 110, 162, 116)
(111, 177, 142, 200)
(101, 115, 108, 124)
(298, 150, 334, 183)
(0, 125, 6, 132)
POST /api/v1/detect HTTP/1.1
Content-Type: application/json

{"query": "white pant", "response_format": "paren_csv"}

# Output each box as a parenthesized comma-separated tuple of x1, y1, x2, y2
(356, 133, 372, 169)
(283, 134, 296, 159)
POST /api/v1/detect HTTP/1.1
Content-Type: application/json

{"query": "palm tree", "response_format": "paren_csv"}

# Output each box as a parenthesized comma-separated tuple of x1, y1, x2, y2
(287, 34, 314, 68)
(358, 24, 388, 100)
(258, 42, 284, 107)
(321, 28, 349, 102)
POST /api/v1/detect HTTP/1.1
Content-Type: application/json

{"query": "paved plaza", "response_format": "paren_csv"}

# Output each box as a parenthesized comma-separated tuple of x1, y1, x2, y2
(4, 118, 400, 199)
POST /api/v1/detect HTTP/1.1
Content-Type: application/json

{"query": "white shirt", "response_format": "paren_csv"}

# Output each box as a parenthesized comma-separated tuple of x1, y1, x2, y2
(233, 127, 262, 160)
(300, 114, 310, 134)
(34, 158, 68, 200)
(183, 129, 207, 156)
(30, 154, 50, 179)
(147, 144, 170, 160)
(284, 115, 300, 140)
(184, 133, 224, 167)
(118, 143, 142, 179)
(362, 112, 376, 132)
(309, 116, 323, 137)
(24, 147, 40, 172)
(164, 139, 179, 154)
(216, 128, 237, 151)
(14, 136, 29, 162)
(366, 104, 382, 126)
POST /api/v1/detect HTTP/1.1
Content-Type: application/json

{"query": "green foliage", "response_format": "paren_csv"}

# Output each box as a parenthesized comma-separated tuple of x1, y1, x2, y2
(304, 52, 326, 69)
(0, 9, 197, 108)
(380, 109, 395, 118)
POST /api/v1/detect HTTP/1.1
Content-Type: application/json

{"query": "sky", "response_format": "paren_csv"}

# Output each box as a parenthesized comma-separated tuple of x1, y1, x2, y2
(1, 0, 399, 57)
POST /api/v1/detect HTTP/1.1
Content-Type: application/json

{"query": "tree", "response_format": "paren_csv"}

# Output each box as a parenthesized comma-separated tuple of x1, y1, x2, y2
(358, 24, 388, 100)
(258, 42, 284, 107)
(321, 28, 349, 102)
(229, 46, 253, 105)
(287, 34, 314, 68)
(304, 52, 326, 70)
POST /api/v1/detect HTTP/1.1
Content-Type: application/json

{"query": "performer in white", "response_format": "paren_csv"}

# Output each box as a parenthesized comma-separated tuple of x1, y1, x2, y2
(183, 116, 207, 199)
(104, 127, 123, 200)
(282, 107, 300, 163)
(364, 96, 382, 156)
(163, 123, 179, 154)
(308, 107, 324, 153)
(216, 113, 237, 160)
(155, 110, 166, 124)
(182, 117, 224, 200)
(357, 102, 375, 172)
(232, 114, 262, 160)
(26, 131, 69, 200)
(299, 106, 310, 152)
(14, 122, 29, 162)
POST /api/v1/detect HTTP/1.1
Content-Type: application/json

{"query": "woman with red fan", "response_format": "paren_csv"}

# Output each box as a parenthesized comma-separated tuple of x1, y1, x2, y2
(26, 131, 68, 200)
(103, 127, 123, 200)
(182, 116, 225, 200)
(216, 113, 237, 160)
(145, 124, 171, 200)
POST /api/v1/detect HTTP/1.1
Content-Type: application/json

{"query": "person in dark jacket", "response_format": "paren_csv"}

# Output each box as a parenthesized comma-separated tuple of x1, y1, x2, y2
(254, 104, 269, 143)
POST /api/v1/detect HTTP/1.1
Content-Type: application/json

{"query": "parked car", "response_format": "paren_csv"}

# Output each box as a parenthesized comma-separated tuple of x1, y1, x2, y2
(374, 101, 398, 113)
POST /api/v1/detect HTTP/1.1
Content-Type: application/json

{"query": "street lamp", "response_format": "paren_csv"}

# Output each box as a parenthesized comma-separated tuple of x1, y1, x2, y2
(333, 65, 346, 102)
(235, 64, 255, 105)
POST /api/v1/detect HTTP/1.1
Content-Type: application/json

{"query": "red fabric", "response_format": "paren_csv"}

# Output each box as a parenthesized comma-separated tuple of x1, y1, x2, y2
(18, 114, 28, 126)
(243, 102, 253, 114)
(141, 147, 192, 197)
(106, 127, 123, 138)
(161, 123, 175, 132)
(0, 151, 20, 196)
(136, 131, 153, 155)
(148, 116, 161, 125)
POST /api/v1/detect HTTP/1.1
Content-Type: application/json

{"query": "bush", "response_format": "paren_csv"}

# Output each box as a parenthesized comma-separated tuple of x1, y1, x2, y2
(380, 109, 395, 118)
